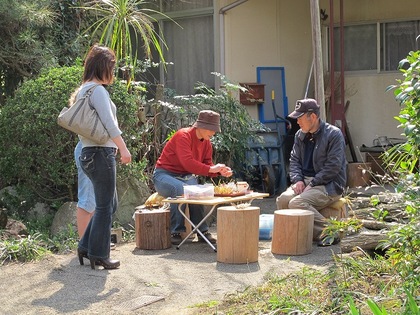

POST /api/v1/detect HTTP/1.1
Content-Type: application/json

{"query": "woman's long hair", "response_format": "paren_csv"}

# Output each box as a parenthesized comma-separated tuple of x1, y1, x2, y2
(68, 45, 116, 106)
(82, 45, 116, 84)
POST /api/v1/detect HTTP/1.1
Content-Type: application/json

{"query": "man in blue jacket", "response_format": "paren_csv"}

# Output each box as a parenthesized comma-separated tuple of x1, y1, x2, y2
(276, 98, 347, 246)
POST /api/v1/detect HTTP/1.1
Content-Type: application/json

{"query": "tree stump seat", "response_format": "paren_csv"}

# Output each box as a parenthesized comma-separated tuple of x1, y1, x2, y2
(135, 209, 171, 250)
(271, 209, 314, 256)
(217, 206, 260, 264)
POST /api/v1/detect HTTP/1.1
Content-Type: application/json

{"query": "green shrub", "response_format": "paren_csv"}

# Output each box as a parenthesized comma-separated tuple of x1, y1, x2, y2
(383, 50, 420, 288)
(385, 50, 420, 172)
(0, 65, 144, 209)
(379, 173, 420, 287)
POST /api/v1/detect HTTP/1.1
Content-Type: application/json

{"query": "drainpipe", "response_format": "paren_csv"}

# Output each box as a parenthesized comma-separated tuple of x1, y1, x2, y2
(219, 0, 249, 75)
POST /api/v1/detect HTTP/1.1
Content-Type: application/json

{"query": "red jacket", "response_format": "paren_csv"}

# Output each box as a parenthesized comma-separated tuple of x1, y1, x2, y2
(156, 127, 214, 176)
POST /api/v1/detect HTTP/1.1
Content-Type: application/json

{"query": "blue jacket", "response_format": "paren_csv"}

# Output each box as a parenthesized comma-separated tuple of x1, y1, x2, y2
(289, 120, 347, 196)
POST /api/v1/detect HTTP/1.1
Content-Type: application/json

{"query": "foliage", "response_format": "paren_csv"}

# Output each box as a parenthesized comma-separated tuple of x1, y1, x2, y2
(320, 216, 363, 242)
(0, 233, 49, 264)
(49, 0, 90, 66)
(47, 224, 79, 253)
(0, 0, 58, 102)
(0, 65, 145, 208)
(333, 254, 420, 315)
(378, 174, 420, 287)
(78, 0, 172, 83)
(382, 49, 420, 288)
(0, 223, 80, 265)
(348, 289, 420, 315)
(384, 50, 420, 172)
(0, 65, 84, 203)
(194, 255, 419, 315)
(0, 220, 137, 265)
(0, 0, 88, 103)
(114, 222, 136, 243)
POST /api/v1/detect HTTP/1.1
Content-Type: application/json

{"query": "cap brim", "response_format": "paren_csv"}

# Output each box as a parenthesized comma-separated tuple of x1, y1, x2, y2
(288, 111, 305, 119)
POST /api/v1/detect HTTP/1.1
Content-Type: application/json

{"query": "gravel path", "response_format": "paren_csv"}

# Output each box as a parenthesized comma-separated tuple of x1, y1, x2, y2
(0, 197, 341, 315)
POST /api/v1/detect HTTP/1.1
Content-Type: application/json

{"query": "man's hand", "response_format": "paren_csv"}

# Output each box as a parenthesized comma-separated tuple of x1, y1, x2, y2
(292, 181, 306, 194)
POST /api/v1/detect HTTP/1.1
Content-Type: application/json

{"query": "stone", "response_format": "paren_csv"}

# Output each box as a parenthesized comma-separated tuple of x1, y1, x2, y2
(3, 219, 28, 238)
(27, 202, 52, 221)
(115, 176, 150, 228)
(49, 177, 151, 236)
(50, 202, 77, 237)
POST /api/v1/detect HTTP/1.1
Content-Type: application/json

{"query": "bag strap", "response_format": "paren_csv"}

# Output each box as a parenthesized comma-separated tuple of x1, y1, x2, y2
(77, 84, 101, 109)
(81, 83, 100, 99)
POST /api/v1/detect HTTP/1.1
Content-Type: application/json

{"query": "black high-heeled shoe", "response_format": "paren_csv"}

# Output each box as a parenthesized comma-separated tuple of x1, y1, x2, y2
(77, 248, 89, 266)
(90, 257, 120, 270)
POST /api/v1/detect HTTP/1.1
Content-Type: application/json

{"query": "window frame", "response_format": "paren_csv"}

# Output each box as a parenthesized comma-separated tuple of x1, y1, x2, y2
(329, 18, 420, 74)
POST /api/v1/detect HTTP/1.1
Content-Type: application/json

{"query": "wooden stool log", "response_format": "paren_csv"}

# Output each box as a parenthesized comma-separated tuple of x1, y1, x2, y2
(319, 198, 347, 219)
(271, 209, 314, 255)
(135, 209, 171, 250)
(217, 206, 260, 264)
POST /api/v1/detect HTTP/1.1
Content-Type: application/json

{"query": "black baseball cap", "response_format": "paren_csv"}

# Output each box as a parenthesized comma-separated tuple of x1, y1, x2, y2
(288, 98, 320, 119)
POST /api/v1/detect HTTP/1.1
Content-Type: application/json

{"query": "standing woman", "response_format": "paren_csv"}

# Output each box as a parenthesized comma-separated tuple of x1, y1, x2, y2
(77, 45, 131, 269)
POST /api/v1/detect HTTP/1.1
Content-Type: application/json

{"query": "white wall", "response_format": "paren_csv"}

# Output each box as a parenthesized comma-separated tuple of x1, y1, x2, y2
(216, 0, 416, 154)
(219, 0, 313, 118)
(345, 73, 404, 149)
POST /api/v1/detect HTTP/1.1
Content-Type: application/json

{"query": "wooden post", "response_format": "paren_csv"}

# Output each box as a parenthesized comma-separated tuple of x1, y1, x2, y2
(271, 209, 314, 255)
(135, 209, 171, 250)
(310, 0, 326, 120)
(217, 206, 260, 264)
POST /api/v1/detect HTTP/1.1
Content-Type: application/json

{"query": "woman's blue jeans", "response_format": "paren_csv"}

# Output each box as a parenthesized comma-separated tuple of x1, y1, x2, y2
(153, 168, 208, 234)
(78, 146, 117, 260)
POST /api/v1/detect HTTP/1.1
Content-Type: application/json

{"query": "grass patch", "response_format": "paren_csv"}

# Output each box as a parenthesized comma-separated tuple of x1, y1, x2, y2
(0, 232, 50, 264)
(191, 255, 420, 315)
(0, 223, 136, 266)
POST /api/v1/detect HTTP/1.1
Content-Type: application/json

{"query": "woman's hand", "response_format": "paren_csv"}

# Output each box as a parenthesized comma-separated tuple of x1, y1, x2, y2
(112, 135, 131, 164)
(209, 164, 233, 177)
(209, 163, 226, 174)
(220, 166, 233, 177)
(120, 148, 131, 164)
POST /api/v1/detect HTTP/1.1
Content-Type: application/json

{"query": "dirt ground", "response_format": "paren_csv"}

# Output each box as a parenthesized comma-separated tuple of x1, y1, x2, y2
(0, 197, 341, 315)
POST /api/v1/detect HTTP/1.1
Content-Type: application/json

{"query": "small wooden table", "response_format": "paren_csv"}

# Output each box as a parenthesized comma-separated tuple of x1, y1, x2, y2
(163, 192, 269, 251)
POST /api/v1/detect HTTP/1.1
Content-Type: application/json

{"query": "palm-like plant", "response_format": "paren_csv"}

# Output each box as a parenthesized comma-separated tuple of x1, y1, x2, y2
(80, 0, 170, 82)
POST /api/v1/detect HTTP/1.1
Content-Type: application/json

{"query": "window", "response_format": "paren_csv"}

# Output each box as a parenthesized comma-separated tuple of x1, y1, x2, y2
(381, 20, 420, 71)
(333, 24, 377, 71)
(332, 20, 420, 72)
(159, 0, 213, 12)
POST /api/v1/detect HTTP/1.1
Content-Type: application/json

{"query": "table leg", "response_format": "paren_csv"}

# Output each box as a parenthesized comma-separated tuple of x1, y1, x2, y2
(176, 203, 218, 252)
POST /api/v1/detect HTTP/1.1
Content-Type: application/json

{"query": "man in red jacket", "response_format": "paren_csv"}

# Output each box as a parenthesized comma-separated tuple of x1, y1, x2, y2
(153, 110, 233, 245)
